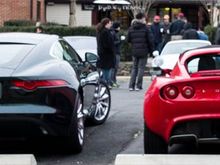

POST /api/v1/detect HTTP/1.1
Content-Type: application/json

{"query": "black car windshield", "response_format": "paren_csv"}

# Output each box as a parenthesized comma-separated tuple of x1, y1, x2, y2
(0, 44, 35, 69)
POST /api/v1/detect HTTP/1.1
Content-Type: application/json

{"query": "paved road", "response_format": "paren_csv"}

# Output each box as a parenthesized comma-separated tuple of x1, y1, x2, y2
(0, 77, 219, 164)
(35, 77, 149, 165)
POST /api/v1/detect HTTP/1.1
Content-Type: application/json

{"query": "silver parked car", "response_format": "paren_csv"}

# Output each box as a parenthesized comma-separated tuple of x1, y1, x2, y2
(64, 36, 97, 61)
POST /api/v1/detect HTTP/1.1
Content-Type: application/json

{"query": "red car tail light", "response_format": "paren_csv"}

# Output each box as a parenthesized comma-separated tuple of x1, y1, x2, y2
(12, 80, 68, 90)
(181, 86, 195, 99)
(163, 85, 179, 99)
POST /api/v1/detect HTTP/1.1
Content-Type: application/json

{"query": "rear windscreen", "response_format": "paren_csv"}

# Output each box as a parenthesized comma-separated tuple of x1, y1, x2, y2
(0, 44, 35, 68)
(187, 54, 220, 74)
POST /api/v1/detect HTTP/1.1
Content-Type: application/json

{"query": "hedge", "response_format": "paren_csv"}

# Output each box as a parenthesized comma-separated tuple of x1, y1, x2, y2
(0, 25, 131, 61)
(204, 25, 217, 44)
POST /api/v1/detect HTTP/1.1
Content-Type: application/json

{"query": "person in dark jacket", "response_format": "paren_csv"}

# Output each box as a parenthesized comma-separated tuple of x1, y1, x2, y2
(127, 12, 154, 91)
(150, 15, 163, 52)
(181, 22, 199, 39)
(170, 12, 185, 40)
(96, 18, 115, 88)
(161, 14, 171, 49)
(111, 22, 122, 87)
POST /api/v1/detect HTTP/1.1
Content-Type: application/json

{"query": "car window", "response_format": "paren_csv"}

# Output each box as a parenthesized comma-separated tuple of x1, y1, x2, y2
(60, 40, 81, 64)
(187, 55, 220, 74)
(50, 42, 64, 60)
(0, 44, 35, 68)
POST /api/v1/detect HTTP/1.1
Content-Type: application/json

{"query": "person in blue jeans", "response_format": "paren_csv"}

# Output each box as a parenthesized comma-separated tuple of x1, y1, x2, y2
(127, 12, 154, 91)
(111, 22, 122, 88)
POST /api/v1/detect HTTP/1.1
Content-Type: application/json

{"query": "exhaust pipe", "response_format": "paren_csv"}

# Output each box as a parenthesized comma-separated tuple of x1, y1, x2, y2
(169, 134, 198, 145)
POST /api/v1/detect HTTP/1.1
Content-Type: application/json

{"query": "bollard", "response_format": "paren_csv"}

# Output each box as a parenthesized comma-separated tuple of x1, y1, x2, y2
(0, 154, 37, 165)
(115, 154, 220, 165)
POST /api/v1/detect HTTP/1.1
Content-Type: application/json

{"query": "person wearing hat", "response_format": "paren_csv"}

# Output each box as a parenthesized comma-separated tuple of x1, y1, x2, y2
(170, 12, 186, 40)
(150, 15, 163, 52)
(127, 12, 154, 91)
(111, 21, 122, 87)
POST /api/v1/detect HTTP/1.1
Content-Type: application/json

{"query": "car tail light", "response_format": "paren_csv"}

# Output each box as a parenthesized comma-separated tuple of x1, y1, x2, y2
(12, 80, 68, 90)
(163, 85, 179, 99)
(181, 86, 195, 99)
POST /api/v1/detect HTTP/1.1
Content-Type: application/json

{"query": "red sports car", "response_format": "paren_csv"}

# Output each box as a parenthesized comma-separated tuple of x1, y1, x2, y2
(144, 46, 220, 154)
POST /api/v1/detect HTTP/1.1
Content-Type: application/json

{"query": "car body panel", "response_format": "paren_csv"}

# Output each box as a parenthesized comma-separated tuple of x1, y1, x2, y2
(144, 46, 220, 143)
(0, 32, 80, 137)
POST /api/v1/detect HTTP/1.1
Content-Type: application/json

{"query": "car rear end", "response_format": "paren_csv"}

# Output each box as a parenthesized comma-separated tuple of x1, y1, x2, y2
(0, 36, 77, 138)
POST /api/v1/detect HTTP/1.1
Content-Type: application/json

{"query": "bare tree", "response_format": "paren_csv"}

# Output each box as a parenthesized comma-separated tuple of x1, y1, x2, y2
(69, 0, 77, 27)
(199, 0, 219, 25)
(130, 0, 156, 18)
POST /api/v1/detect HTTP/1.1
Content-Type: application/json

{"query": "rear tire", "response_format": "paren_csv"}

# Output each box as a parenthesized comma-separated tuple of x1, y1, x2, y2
(65, 94, 84, 153)
(144, 123, 167, 154)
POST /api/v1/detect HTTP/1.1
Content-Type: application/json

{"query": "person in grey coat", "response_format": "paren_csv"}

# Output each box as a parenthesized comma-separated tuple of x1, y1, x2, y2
(127, 12, 154, 91)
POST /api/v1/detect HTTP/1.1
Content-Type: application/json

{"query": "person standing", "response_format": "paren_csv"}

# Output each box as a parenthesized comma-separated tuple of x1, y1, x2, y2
(197, 26, 208, 41)
(150, 15, 163, 52)
(111, 22, 122, 88)
(96, 18, 115, 88)
(181, 22, 199, 39)
(127, 12, 154, 91)
(160, 14, 171, 49)
(170, 12, 185, 40)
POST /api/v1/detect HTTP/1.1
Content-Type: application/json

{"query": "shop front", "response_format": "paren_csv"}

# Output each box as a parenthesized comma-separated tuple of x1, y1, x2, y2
(148, 0, 209, 29)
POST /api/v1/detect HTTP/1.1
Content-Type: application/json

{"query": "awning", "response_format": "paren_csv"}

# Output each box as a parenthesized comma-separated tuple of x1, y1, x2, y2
(93, 0, 130, 5)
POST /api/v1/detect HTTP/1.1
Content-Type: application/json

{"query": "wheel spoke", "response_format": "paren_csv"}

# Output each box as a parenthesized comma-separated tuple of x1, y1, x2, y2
(100, 102, 108, 107)
(99, 94, 109, 101)
(99, 86, 107, 97)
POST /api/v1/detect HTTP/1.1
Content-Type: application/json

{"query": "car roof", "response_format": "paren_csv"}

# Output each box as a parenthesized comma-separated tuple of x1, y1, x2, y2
(64, 36, 96, 39)
(166, 39, 211, 45)
(0, 32, 59, 44)
(180, 45, 220, 64)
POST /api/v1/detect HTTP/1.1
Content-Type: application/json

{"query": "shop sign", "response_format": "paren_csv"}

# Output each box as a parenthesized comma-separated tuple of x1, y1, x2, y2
(97, 4, 131, 11)
(82, 4, 96, 10)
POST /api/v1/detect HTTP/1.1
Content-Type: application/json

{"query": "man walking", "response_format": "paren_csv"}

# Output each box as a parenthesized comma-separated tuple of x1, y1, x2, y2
(127, 12, 154, 91)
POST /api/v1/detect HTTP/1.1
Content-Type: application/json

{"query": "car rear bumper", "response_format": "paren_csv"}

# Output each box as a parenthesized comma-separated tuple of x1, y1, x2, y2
(0, 104, 71, 137)
(144, 98, 220, 143)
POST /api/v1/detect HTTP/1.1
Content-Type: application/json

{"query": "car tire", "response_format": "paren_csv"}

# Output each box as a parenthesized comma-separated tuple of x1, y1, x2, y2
(88, 81, 111, 125)
(65, 94, 84, 153)
(144, 123, 168, 154)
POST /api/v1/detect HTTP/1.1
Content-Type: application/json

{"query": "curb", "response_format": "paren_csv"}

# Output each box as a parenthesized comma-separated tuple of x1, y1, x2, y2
(115, 154, 220, 165)
(0, 154, 37, 165)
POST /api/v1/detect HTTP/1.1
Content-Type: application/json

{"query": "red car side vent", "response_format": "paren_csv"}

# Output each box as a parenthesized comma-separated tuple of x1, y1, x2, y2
(12, 80, 68, 90)
(163, 85, 179, 99)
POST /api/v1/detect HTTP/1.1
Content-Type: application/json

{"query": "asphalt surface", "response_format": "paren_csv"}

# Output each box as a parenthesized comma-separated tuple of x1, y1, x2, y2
(0, 77, 220, 164)
(36, 76, 149, 165)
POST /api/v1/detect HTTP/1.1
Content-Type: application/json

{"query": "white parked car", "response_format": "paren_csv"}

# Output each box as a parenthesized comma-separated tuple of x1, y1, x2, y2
(64, 36, 97, 61)
(151, 40, 211, 75)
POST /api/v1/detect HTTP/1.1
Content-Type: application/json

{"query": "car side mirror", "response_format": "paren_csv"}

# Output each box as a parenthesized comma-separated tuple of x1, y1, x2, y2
(85, 52, 98, 67)
(152, 50, 159, 57)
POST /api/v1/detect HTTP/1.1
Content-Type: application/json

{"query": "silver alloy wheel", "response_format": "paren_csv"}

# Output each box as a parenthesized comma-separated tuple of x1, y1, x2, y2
(93, 83, 110, 121)
(77, 100, 84, 145)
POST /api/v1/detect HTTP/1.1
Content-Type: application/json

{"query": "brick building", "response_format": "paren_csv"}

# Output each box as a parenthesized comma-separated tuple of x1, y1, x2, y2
(0, 0, 45, 26)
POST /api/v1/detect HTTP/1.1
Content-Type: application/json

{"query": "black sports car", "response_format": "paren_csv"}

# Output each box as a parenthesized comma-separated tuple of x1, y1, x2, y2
(0, 32, 110, 153)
